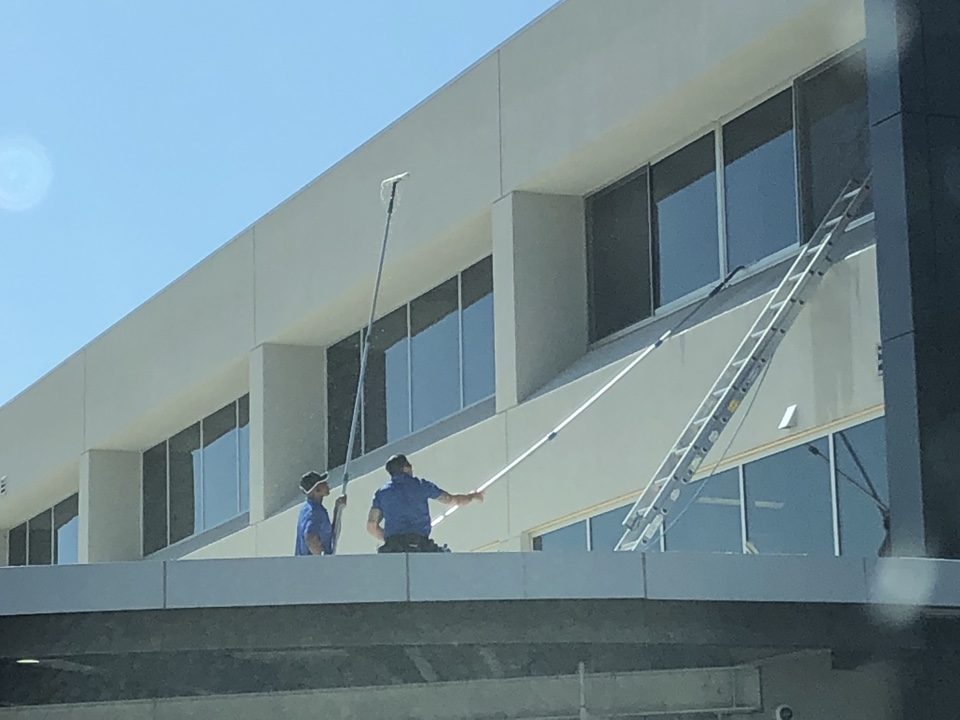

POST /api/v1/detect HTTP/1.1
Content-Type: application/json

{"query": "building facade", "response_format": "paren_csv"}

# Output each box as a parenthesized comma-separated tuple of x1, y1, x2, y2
(0, 0, 891, 566)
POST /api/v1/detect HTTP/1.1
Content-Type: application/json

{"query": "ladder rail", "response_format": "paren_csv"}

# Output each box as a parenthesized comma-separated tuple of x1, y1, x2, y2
(615, 176, 872, 551)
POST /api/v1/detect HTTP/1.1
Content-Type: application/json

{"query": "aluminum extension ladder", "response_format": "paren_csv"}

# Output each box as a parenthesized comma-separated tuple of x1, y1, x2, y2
(615, 174, 873, 552)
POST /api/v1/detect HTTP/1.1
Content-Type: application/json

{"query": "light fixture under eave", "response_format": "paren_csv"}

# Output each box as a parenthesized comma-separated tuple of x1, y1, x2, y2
(16, 659, 40, 665)
(778, 404, 798, 430)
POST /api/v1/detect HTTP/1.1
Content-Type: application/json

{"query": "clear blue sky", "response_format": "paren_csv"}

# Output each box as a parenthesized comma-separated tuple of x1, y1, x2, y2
(0, 0, 557, 406)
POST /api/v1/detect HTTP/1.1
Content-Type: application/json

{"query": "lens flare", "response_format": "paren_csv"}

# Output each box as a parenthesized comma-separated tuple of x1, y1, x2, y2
(0, 136, 53, 212)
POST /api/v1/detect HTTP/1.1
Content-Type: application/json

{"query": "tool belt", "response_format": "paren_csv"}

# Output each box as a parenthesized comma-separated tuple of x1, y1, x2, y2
(378, 533, 446, 554)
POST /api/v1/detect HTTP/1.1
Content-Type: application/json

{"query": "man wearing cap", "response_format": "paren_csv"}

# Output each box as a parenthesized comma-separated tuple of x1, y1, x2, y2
(295, 471, 345, 556)
(366, 453, 483, 553)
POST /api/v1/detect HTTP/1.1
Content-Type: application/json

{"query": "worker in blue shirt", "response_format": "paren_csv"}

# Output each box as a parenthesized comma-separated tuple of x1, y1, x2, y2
(366, 453, 483, 553)
(295, 471, 345, 556)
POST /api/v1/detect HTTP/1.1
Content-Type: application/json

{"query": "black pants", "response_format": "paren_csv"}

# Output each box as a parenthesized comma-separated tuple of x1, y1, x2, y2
(378, 533, 445, 554)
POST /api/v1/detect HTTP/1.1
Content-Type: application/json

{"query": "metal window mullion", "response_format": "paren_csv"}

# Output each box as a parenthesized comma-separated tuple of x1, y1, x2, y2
(739, 465, 748, 554)
(714, 123, 728, 275)
(791, 80, 805, 245)
(165, 439, 171, 549)
(139, 451, 145, 559)
(458, 272, 465, 411)
(358, 330, 366, 455)
(586, 518, 593, 552)
(24, 517, 29, 566)
(407, 304, 414, 435)
(198, 420, 205, 533)
(829, 433, 841, 556)
(235, 399, 241, 516)
(50, 507, 55, 566)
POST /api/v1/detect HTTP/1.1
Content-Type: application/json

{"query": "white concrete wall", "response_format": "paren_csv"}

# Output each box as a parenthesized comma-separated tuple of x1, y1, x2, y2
(0, 0, 871, 550)
(80, 450, 141, 563)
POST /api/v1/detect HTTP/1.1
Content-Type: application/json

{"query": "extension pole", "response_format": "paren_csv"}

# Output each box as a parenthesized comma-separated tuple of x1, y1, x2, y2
(330, 172, 409, 553)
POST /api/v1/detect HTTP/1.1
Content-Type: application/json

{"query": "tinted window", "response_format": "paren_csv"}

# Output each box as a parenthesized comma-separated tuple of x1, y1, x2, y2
(461, 257, 496, 405)
(664, 468, 743, 553)
(724, 90, 799, 269)
(53, 494, 79, 565)
(652, 133, 720, 306)
(588, 504, 660, 552)
(798, 49, 871, 238)
(365, 306, 410, 451)
(410, 278, 460, 431)
(743, 439, 834, 555)
(27, 508, 52, 565)
(168, 423, 201, 545)
(836, 418, 889, 556)
(142, 441, 168, 555)
(326, 333, 361, 467)
(201, 403, 239, 531)
(533, 520, 588, 551)
(587, 171, 653, 340)
(8, 523, 27, 566)
(238, 394, 250, 514)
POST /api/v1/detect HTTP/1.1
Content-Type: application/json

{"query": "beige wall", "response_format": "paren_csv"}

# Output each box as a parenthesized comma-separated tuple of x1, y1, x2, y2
(80, 450, 141, 563)
(1, 0, 872, 551)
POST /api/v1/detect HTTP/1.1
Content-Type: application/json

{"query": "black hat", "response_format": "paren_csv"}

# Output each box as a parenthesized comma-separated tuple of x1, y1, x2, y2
(300, 471, 329, 494)
(385, 454, 409, 476)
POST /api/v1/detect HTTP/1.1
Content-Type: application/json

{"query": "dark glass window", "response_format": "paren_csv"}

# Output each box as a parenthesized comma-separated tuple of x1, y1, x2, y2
(743, 439, 834, 555)
(53, 494, 79, 565)
(326, 333, 361, 467)
(724, 90, 800, 269)
(798, 48, 871, 238)
(652, 133, 720, 306)
(587, 171, 653, 340)
(663, 468, 743, 553)
(410, 278, 460, 431)
(168, 423, 201, 545)
(27, 508, 52, 565)
(533, 520, 588, 551)
(364, 306, 410, 452)
(461, 257, 496, 405)
(835, 418, 889, 557)
(8, 523, 27, 566)
(588, 503, 656, 552)
(142, 441, 168, 555)
(238, 394, 250, 514)
(201, 403, 239, 531)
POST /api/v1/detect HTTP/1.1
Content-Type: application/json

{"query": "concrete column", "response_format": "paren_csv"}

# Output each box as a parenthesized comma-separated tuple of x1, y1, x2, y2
(492, 192, 588, 411)
(80, 450, 141, 563)
(0, 531, 8, 566)
(866, 0, 960, 559)
(249, 344, 326, 522)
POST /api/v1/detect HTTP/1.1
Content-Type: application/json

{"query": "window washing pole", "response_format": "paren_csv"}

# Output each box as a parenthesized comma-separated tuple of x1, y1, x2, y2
(431, 263, 745, 529)
(330, 171, 409, 554)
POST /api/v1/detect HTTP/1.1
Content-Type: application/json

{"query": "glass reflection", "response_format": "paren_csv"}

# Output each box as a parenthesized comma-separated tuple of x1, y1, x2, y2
(652, 133, 720, 306)
(54, 495, 79, 565)
(201, 403, 240, 531)
(411, 278, 460, 430)
(743, 438, 834, 555)
(326, 333, 361, 467)
(724, 89, 799, 269)
(664, 468, 742, 553)
(534, 520, 588, 552)
(238, 395, 250, 514)
(142, 441, 168, 555)
(365, 306, 410, 451)
(168, 423, 201, 545)
(461, 257, 495, 406)
(835, 418, 889, 556)
(588, 504, 662, 552)
(8, 523, 27, 566)
(27, 508, 52, 565)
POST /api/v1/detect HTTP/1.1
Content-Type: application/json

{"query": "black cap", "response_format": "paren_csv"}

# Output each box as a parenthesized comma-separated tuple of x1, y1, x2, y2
(300, 471, 329, 494)
(385, 454, 409, 476)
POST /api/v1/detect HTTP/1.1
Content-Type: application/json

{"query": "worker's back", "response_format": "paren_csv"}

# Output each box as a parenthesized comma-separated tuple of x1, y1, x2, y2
(372, 472, 442, 540)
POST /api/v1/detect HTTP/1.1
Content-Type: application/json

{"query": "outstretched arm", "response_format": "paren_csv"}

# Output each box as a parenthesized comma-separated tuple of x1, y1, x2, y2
(367, 507, 385, 541)
(437, 490, 484, 507)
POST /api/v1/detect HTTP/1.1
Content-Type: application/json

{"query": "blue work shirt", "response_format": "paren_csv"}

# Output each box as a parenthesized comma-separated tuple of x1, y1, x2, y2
(371, 472, 444, 539)
(295, 498, 333, 556)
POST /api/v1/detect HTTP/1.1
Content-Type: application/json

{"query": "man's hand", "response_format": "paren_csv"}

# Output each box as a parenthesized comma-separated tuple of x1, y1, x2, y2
(335, 495, 347, 509)
(466, 491, 484, 505)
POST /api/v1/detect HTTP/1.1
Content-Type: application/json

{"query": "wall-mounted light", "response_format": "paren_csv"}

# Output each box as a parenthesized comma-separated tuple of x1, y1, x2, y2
(16, 659, 40, 665)
(778, 404, 798, 431)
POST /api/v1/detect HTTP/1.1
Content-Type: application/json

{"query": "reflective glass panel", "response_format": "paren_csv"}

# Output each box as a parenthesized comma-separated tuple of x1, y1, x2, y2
(411, 277, 460, 431)
(238, 394, 250, 514)
(364, 306, 410, 451)
(8, 523, 27, 566)
(54, 494, 79, 565)
(588, 504, 661, 552)
(534, 520, 588, 552)
(799, 49, 871, 238)
(326, 333, 361, 467)
(201, 402, 240, 531)
(743, 438, 834, 555)
(168, 423, 201, 545)
(587, 171, 653, 340)
(724, 89, 799, 269)
(663, 468, 742, 553)
(461, 257, 495, 406)
(142, 441, 168, 555)
(836, 418, 889, 557)
(27, 508, 52, 565)
(652, 133, 720, 306)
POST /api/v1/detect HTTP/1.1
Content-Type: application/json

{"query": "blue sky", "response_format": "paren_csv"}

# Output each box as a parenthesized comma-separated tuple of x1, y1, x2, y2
(0, 0, 557, 406)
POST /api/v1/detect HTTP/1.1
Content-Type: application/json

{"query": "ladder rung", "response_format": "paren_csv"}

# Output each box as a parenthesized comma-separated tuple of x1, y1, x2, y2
(693, 416, 711, 426)
(805, 242, 824, 255)
(750, 329, 768, 339)
(843, 189, 859, 200)
(712, 386, 731, 398)
(732, 357, 749, 368)
(789, 272, 806, 282)
(824, 215, 843, 228)
(673, 445, 691, 456)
